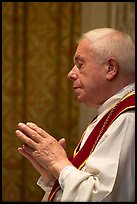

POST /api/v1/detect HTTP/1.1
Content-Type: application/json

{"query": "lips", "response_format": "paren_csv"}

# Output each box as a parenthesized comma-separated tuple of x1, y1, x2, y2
(73, 82, 82, 92)
(73, 86, 82, 93)
(73, 86, 80, 90)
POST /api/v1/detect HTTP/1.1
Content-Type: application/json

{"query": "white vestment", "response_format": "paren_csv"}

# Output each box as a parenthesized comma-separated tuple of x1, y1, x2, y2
(37, 83, 135, 202)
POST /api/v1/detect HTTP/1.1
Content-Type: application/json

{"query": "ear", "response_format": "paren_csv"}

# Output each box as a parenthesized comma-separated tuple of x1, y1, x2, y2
(106, 58, 119, 80)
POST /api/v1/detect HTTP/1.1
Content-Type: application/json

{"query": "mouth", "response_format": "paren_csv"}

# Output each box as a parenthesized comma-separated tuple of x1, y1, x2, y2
(73, 86, 82, 93)
(73, 86, 80, 90)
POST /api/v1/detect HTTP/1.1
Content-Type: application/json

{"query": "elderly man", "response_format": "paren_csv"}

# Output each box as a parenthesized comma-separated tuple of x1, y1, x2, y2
(16, 28, 135, 202)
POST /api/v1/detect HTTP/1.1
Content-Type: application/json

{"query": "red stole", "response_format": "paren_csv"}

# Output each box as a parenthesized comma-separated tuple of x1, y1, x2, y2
(48, 92, 135, 202)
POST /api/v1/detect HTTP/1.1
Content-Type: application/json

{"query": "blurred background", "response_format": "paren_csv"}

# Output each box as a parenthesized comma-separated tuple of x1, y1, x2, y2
(2, 2, 135, 202)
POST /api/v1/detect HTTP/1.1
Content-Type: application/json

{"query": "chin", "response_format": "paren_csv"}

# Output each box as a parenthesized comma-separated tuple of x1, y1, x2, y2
(76, 95, 86, 103)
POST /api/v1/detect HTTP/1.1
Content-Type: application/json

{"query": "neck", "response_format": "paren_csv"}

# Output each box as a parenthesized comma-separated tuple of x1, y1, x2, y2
(105, 80, 134, 100)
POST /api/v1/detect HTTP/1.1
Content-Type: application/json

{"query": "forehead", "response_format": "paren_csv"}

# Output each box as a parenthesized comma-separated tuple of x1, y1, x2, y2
(74, 39, 91, 61)
(76, 39, 90, 53)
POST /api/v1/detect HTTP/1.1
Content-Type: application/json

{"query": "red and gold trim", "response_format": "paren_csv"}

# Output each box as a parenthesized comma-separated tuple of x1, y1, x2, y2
(48, 92, 135, 202)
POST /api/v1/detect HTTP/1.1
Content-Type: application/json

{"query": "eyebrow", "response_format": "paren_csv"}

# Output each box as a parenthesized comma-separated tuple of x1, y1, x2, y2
(74, 55, 82, 63)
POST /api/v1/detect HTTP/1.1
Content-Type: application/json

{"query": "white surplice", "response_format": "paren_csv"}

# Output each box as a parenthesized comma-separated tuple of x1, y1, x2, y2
(37, 83, 135, 202)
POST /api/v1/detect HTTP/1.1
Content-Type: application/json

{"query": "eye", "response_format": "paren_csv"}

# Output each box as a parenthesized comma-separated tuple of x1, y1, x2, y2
(76, 62, 83, 70)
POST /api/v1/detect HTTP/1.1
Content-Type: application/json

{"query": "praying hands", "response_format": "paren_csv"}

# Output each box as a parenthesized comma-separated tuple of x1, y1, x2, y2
(15, 122, 72, 180)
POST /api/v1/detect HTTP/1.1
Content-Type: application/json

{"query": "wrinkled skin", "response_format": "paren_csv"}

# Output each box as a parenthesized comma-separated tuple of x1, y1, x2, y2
(16, 122, 72, 180)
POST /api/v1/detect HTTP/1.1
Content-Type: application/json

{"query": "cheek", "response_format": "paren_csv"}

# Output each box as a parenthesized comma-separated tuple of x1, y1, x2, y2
(84, 72, 103, 92)
(80, 67, 103, 89)
(86, 72, 97, 85)
(90, 69, 105, 83)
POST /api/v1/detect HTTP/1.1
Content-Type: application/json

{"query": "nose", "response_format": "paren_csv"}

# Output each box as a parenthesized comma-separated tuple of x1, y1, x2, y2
(67, 66, 78, 81)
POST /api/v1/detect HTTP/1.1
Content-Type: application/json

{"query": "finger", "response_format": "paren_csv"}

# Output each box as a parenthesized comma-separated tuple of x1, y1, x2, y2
(17, 122, 41, 142)
(26, 122, 50, 138)
(58, 138, 66, 149)
(16, 130, 37, 149)
(22, 143, 35, 154)
(18, 146, 53, 180)
(18, 146, 46, 173)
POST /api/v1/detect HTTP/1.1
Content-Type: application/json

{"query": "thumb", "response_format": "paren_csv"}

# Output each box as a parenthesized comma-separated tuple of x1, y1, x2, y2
(58, 138, 66, 149)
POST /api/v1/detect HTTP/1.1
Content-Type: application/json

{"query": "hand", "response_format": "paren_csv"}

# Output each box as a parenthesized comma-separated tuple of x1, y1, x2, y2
(16, 122, 72, 179)
(18, 143, 53, 182)
(17, 138, 66, 183)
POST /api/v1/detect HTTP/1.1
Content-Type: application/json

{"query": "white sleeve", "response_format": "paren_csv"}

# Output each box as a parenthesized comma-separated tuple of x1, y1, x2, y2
(58, 112, 135, 202)
(37, 176, 55, 202)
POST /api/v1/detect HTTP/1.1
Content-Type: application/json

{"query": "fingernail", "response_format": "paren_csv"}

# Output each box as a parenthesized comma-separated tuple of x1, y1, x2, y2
(16, 130, 21, 135)
(26, 122, 33, 127)
(18, 122, 25, 127)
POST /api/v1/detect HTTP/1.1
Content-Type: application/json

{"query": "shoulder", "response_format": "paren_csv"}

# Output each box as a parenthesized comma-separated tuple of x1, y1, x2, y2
(108, 110, 135, 134)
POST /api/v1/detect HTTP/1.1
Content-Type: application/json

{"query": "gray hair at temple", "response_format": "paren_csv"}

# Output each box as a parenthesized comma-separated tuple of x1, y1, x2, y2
(81, 28, 135, 75)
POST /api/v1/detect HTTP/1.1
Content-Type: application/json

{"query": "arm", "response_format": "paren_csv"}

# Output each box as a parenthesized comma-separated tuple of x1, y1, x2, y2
(58, 112, 135, 202)
(15, 112, 135, 202)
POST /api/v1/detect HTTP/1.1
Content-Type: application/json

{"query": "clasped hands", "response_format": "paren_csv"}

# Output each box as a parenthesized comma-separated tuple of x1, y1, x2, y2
(15, 122, 72, 181)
